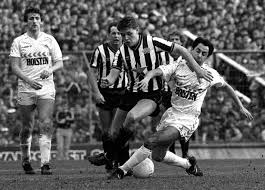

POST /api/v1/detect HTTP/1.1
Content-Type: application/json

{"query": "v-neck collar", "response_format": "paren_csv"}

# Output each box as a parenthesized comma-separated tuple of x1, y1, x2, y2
(26, 31, 42, 40)
(106, 42, 118, 53)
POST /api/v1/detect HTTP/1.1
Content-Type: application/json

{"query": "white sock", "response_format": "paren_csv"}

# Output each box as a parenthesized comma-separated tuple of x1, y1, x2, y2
(162, 151, 191, 169)
(20, 136, 32, 160)
(39, 135, 52, 166)
(120, 145, 151, 173)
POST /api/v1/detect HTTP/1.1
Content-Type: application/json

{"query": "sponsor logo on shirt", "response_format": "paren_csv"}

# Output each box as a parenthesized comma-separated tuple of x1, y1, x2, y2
(175, 87, 197, 101)
(26, 57, 48, 66)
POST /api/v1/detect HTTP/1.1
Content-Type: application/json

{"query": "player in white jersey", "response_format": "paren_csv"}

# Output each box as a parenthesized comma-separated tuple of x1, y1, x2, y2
(9, 7, 63, 175)
(88, 16, 213, 173)
(154, 30, 190, 157)
(109, 37, 253, 179)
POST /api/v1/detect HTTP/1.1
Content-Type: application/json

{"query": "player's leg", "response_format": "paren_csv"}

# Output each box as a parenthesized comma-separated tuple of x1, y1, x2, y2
(97, 107, 115, 170)
(109, 126, 180, 179)
(17, 92, 36, 174)
(19, 104, 36, 174)
(98, 107, 114, 136)
(37, 98, 54, 175)
(87, 108, 128, 167)
(113, 99, 157, 159)
(180, 137, 189, 158)
(150, 127, 190, 169)
(56, 128, 64, 160)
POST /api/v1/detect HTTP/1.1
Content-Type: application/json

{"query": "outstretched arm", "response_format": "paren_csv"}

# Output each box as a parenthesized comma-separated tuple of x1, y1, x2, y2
(137, 68, 163, 90)
(220, 82, 253, 120)
(170, 43, 213, 82)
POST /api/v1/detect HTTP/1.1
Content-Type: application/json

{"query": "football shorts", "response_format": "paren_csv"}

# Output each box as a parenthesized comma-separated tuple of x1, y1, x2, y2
(156, 107, 199, 141)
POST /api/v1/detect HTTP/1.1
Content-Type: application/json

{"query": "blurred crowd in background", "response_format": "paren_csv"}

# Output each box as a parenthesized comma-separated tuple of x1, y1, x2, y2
(0, 0, 265, 145)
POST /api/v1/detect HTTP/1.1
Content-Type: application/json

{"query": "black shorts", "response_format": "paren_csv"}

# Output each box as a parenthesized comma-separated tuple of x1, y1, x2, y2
(161, 90, 172, 109)
(119, 90, 162, 117)
(96, 88, 126, 111)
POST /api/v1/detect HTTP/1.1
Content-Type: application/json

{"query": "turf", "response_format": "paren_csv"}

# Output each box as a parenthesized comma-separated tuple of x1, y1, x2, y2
(0, 159, 264, 190)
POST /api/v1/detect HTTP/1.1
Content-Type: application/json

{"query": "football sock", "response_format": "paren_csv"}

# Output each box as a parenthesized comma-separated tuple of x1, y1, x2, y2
(114, 126, 134, 161)
(162, 151, 191, 169)
(180, 138, 189, 157)
(20, 135, 32, 161)
(39, 135, 52, 166)
(102, 133, 114, 160)
(169, 141, 176, 154)
(115, 127, 134, 148)
(120, 145, 151, 173)
(118, 142, 130, 165)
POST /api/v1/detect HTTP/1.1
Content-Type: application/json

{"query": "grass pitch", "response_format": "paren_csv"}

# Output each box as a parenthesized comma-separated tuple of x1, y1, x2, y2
(0, 159, 264, 190)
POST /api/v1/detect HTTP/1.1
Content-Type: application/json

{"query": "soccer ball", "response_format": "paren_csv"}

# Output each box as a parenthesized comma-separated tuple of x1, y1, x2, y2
(132, 158, 154, 178)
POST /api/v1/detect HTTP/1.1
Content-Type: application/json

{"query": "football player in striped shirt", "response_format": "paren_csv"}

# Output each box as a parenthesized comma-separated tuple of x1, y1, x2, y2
(88, 16, 213, 171)
(87, 22, 128, 172)
(9, 7, 63, 175)
(110, 37, 253, 179)
(155, 30, 190, 157)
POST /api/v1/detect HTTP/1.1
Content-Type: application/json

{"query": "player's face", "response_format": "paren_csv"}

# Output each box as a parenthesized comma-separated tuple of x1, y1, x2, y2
(191, 43, 209, 65)
(109, 26, 122, 46)
(169, 35, 182, 45)
(119, 27, 139, 47)
(27, 13, 42, 32)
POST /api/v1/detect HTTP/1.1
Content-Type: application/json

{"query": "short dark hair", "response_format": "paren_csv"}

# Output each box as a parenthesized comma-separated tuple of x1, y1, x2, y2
(192, 37, 214, 57)
(117, 16, 139, 31)
(23, 7, 43, 22)
(108, 22, 118, 33)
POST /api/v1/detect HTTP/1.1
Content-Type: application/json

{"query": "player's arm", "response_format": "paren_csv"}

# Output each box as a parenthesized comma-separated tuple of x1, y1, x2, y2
(137, 68, 163, 90)
(50, 59, 63, 73)
(40, 59, 63, 79)
(171, 43, 213, 82)
(40, 37, 64, 79)
(10, 57, 43, 90)
(218, 81, 253, 120)
(100, 50, 122, 88)
(100, 68, 121, 88)
(87, 68, 105, 104)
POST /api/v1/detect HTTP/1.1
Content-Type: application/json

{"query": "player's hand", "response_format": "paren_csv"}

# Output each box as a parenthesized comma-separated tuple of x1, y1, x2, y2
(137, 77, 150, 91)
(94, 91, 105, 104)
(239, 107, 253, 121)
(27, 79, 43, 90)
(100, 78, 110, 88)
(196, 68, 213, 82)
(40, 69, 52, 79)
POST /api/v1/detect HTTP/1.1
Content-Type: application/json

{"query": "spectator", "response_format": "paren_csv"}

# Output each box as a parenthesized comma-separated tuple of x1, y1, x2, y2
(55, 102, 75, 160)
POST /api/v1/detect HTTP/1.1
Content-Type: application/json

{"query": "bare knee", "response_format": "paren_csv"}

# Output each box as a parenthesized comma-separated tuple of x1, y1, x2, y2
(39, 118, 54, 136)
(144, 135, 159, 151)
(125, 111, 137, 125)
(151, 150, 166, 162)
(20, 127, 33, 141)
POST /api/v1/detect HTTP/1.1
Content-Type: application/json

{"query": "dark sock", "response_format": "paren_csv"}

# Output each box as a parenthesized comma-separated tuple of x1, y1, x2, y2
(102, 132, 114, 160)
(180, 138, 189, 158)
(118, 143, 130, 165)
(169, 141, 176, 154)
(113, 127, 134, 162)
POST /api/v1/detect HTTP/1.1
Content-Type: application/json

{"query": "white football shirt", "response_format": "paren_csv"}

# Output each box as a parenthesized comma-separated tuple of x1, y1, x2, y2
(9, 32, 62, 93)
(159, 58, 225, 116)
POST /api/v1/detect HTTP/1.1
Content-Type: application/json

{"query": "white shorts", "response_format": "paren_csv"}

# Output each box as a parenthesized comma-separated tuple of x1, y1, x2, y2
(17, 91, 55, 106)
(156, 107, 199, 141)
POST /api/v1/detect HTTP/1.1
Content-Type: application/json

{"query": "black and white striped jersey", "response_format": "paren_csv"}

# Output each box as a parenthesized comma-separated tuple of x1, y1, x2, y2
(90, 43, 128, 89)
(112, 34, 174, 92)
